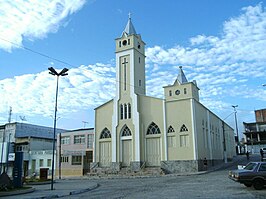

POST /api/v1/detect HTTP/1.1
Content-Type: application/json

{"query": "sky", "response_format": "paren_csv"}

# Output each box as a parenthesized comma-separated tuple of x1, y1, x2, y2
(0, 0, 265, 138)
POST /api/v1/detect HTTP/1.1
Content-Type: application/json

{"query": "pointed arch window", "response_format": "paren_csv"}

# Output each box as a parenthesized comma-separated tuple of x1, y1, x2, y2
(180, 124, 188, 132)
(122, 126, 132, 136)
(124, 104, 127, 119)
(128, 103, 131, 119)
(167, 125, 175, 133)
(147, 122, 161, 135)
(100, 128, 111, 139)
(120, 104, 124, 120)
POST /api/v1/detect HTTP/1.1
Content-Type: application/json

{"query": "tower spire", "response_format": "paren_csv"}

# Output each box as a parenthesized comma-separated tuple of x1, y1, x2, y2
(174, 66, 188, 85)
(121, 12, 137, 36)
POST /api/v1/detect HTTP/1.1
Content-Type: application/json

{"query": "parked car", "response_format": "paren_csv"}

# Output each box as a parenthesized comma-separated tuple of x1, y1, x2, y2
(229, 162, 266, 190)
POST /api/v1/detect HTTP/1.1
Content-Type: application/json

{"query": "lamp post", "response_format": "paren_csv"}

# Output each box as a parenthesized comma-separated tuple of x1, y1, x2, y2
(48, 67, 68, 190)
(232, 105, 239, 154)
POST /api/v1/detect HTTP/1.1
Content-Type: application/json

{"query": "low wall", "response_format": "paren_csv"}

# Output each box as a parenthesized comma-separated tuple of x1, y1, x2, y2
(161, 159, 224, 173)
(56, 168, 83, 177)
(161, 160, 199, 173)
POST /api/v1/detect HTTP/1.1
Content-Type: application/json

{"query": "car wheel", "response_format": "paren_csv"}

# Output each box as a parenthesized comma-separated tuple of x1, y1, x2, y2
(253, 179, 264, 190)
(244, 183, 252, 187)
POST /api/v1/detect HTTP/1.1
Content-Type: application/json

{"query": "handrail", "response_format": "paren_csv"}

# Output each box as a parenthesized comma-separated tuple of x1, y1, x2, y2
(90, 162, 99, 170)
(140, 161, 146, 170)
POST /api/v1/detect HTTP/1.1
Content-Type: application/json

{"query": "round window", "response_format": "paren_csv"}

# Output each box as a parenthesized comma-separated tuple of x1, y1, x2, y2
(122, 40, 127, 46)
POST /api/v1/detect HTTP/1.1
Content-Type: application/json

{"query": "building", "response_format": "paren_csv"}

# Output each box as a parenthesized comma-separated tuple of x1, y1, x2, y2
(93, 16, 235, 174)
(243, 109, 266, 153)
(0, 122, 65, 177)
(57, 128, 94, 177)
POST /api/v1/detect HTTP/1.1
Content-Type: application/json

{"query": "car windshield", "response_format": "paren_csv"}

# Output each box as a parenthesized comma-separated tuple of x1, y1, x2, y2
(244, 162, 257, 170)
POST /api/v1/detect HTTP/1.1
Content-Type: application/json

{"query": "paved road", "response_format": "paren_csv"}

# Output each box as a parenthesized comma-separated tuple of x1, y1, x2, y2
(68, 155, 266, 199)
(3, 154, 265, 199)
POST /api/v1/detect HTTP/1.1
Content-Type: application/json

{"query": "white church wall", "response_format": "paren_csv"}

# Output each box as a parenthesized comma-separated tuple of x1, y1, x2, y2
(95, 99, 114, 163)
(139, 95, 165, 161)
(164, 99, 195, 160)
(193, 100, 235, 161)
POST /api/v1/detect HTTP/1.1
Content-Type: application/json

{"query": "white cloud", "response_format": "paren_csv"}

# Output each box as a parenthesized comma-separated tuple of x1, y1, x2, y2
(0, 0, 86, 52)
(145, 3, 266, 114)
(0, 64, 116, 122)
(0, 3, 265, 127)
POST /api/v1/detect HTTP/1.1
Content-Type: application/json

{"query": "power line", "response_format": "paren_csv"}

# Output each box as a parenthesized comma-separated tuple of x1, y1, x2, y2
(0, 37, 77, 68)
(0, 36, 255, 124)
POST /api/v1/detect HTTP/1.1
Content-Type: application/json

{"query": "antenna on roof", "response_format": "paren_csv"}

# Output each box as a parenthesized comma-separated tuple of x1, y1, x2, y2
(8, 106, 12, 123)
(82, 121, 89, 128)
(19, 116, 27, 123)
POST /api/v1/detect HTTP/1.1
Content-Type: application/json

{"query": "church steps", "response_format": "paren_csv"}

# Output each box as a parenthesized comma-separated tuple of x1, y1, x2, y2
(87, 166, 165, 178)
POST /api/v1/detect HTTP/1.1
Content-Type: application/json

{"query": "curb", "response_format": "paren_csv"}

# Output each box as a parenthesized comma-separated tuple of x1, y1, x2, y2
(0, 187, 35, 197)
(69, 183, 99, 195)
(0, 183, 99, 199)
(29, 183, 99, 199)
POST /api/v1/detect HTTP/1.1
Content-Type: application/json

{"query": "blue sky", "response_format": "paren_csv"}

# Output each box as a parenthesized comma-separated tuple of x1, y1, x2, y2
(0, 0, 265, 137)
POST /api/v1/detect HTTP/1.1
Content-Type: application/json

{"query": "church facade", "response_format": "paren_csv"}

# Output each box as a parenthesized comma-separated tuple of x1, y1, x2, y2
(93, 17, 235, 173)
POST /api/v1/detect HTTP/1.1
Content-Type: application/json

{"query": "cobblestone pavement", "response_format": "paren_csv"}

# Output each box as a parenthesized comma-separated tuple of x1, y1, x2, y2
(68, 154, 266, 199)
(3, 154, 265, 199)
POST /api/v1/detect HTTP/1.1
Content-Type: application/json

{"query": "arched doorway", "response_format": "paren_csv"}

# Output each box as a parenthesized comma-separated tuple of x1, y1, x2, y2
(121, 125, 132, 167)
(99, 128, 111, 167)
(146, 122, 161, 166)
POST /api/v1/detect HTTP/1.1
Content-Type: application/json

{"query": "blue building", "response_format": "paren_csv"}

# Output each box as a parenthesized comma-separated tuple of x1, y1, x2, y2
(0, 122, 66, 177)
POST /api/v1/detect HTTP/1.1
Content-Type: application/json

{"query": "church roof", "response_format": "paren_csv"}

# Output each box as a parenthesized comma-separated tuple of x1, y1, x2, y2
(121, 14, 136, 36)
(174, 66, 188, 85)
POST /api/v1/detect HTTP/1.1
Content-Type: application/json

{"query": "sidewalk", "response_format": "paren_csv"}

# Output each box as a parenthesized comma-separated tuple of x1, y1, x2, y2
(206, 153, 262, 173)
(2, 179, 99, 199)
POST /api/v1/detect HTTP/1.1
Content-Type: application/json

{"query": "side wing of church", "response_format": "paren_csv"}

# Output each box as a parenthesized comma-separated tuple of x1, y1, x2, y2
(93, 17, 236, 173)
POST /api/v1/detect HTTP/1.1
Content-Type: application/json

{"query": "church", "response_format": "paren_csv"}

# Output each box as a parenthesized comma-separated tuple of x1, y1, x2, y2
(93, 16, 236, 173)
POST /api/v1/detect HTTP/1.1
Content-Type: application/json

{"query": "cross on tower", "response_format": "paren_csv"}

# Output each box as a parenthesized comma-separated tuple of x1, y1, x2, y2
(122, 58, 128, 90)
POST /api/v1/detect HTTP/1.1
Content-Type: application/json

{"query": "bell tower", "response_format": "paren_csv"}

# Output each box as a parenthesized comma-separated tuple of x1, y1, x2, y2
(111, 15, 145, 165)
(115, 15, 146, 96)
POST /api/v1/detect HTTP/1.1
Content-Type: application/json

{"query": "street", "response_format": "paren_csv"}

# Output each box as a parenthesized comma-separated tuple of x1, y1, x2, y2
(4, 155, 266, 199)
(68, 156, 265, 199)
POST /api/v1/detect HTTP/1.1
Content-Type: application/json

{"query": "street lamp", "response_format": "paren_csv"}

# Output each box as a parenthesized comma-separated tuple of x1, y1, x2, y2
(48, 67, 68, 190)
(232, 105, 239, 154)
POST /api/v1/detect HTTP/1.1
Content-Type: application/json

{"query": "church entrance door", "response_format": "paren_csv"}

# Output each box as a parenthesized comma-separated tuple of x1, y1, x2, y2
(99, 141, 111, 167)
(122, 139, 132, 167)
(146, 137, 161, 166)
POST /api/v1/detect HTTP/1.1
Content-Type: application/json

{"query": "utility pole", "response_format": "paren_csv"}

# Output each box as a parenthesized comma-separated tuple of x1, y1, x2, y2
(222, 121, 227, 163)
(8, 107, 12, 123)
(232, 105, 240, 154)
(0, 127, 5, 174)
